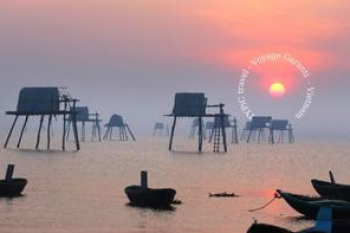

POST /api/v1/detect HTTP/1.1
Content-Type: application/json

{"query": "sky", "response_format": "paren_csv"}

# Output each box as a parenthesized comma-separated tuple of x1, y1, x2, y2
(1, 0, 350, 138)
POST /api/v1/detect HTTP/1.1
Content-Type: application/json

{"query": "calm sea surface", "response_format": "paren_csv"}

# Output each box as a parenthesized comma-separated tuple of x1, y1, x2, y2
(1, 133, 350, 233)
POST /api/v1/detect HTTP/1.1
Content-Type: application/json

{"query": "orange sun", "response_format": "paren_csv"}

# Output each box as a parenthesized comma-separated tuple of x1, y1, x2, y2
(269, 82, 285, 98)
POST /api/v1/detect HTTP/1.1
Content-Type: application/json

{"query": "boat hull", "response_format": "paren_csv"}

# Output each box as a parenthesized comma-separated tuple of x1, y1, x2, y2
(0, 178, 27, 197)
(125, 185, 176, 207)
(277, 189, 350, 219)
(312, 179, 350, 201)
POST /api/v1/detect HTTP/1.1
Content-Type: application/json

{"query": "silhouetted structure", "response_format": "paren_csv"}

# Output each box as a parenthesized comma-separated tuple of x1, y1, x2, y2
(66, 106, 102, 142)
(271, 120, 294, 143)
(0, 164, 27, 197)
(153, 122, 169, 137)
(166, 92, 227, 152)
(4, 87, 80, 150)
(208, 116, 239, 144)
(189, 118, 206, 139)
(246, 116, 273, 143)
(240, 121, 251, 141)
(103, 114, 136, 141)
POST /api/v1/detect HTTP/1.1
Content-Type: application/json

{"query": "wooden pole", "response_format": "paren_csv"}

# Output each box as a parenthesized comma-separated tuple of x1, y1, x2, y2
(4, 115, 19, 148)
(62, 98, 67, 150)
(233, 118, 238, 144)
(124, 126, 129, 141)
(270, 126, 274, 144)
(103, 127, 108, 140)
(329, 171, 335, 184)
(246, 129, 253, 143)
(169, 116, 177, 151)
(141, 171, 148, 188)
(36, 115, 44, 149)
(198, 117, 203, 152)
(125, 124, 136, 141)
(47, 115, 52, 149)
(71, 100, 80, 150)
(17, 115, 29, 148)
(219, 105, 227, 152)
(97, 121, 101, 142)
(5, 164, 15, 181)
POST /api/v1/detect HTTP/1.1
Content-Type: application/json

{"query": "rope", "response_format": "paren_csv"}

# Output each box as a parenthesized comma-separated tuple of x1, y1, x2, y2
(248, 193, 281, 212)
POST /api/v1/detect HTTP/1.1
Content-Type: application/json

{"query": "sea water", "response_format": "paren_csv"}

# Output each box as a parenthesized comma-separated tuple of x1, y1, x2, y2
(1, 134, 350, 233)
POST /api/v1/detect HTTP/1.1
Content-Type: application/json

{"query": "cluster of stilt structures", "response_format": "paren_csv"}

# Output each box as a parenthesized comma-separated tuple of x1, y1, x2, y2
(66, 106, 102, 142)
(153, 122, 169, 137)
(4, 87, 80, 150)
(103, 114, 136, 141)
(166, 92, 228, 152)
(241, 116, 294, 143)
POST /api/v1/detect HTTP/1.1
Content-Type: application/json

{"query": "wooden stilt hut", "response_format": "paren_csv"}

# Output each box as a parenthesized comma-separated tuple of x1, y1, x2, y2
(4, 87, 80, 150)
(246, 116, 273, 143)
(153, 122, 169, 137)
(66, 106, 102, 142)
(271, 120, 294, 143)
(103, 114, 136, 141)
(166, 92, 228, 152)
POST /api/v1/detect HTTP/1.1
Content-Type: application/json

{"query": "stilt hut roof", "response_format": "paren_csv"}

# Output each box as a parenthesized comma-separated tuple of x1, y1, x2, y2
(17, 87, 60, 113)
(271, 120, 288, 130)
(172, 93, 207, 117)
(106, 114, 124, 127)
(250, 116, 272, 129)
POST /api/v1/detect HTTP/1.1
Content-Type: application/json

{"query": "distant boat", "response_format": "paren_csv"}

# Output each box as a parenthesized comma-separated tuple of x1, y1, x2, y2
(312, 179, 350, 201)
(276, 189, 350, 219)
(208, 192, 235, 197)
(0, 178, 27, 197)
(125, 185, 176, 208)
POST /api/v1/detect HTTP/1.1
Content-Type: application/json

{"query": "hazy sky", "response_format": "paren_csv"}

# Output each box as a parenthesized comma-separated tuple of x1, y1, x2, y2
(1, 1, 349, 138)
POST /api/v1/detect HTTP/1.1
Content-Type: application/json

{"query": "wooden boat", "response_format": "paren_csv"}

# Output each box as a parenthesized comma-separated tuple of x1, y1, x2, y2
(208, 192, 235, 197)
(247, 223, 293, 233)
(276, 189, 350, 219)
(0, 178, 27, 197)
(311, 179, 350, 201)
(125, 185, 176, 207)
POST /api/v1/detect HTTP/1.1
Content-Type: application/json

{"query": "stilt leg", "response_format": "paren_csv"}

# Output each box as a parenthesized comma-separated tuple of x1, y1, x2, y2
(169, 116, 177, 151)
(47, 115, 52, 149)
(36, 115, 44, 149)
(62, 100, 67, 150)
(17, 115, 29, 148)
(198, 117, 203, 152)
(4, 115, 19, 148)
(220, 117, 227, 152)
(126, 124, 136, 141)
(71, 100, 80, 150)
